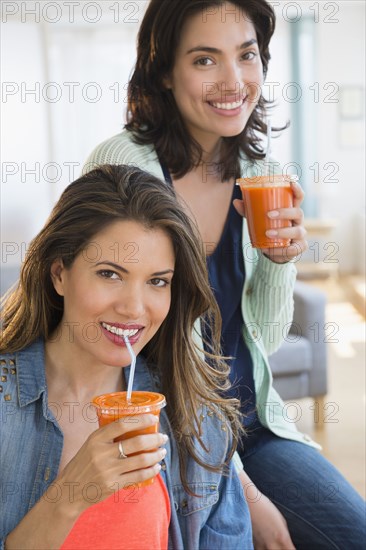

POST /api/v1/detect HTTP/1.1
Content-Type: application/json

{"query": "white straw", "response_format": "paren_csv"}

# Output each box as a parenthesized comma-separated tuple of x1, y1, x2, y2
(265, 118, 272, 177)
(124, 335, 136, 402)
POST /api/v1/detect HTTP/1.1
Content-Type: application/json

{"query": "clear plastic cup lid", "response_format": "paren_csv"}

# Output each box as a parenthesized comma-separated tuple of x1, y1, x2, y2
(92, 391, 166, 415)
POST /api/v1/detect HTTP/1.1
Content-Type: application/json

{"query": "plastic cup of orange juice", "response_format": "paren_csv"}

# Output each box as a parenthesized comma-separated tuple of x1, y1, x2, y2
(92, 391, 166, 487)
(237, 174, 297, 249)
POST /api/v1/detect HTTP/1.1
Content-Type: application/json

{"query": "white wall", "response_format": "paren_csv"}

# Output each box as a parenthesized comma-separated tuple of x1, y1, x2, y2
(1, 0, 365, 274)
(267, 1, 365, 274)
(1, 21, 52, 261)
(1, 1, 147, 268)
(315, 1, 365, 274)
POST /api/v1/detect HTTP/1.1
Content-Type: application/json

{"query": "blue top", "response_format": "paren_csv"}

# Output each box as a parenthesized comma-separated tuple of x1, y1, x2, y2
(0, 340, 253, 550)
(206, 184, 257, 424)
(205, 185, 275, 458)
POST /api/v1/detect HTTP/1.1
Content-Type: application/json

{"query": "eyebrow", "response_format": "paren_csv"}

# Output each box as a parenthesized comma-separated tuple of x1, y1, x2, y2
(186, 39, 257, 55)
(95, 261, 174, 276)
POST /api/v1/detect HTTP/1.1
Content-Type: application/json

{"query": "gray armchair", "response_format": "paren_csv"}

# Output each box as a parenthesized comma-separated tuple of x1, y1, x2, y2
(269, 280, 328, 427)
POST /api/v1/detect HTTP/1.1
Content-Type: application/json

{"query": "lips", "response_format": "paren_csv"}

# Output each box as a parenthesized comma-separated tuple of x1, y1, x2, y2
(100, 322, 144, 346)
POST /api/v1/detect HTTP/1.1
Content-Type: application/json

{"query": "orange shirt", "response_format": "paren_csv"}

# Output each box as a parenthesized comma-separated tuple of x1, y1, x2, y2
(61, 474, 170, 550)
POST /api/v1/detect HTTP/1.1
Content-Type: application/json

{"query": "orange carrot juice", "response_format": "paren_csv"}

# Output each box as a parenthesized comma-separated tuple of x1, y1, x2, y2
(237, 175, 295, 249)
(92, 391, 166, 486)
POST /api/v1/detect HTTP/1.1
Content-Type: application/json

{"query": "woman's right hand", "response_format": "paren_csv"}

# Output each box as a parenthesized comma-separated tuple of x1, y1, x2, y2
(57, 414, 167, 514)
(238, 469, 296, 549)
(248, 492, 296, 550)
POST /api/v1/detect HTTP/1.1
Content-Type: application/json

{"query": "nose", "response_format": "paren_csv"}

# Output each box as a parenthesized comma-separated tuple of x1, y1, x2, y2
(115, 285, 145, 319)
(219, 61, 243, 94)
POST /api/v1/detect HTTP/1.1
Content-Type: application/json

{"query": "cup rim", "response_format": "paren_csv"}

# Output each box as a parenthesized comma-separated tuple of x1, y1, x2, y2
(236, 174, 299, 187)
(92, 391, 166, 415)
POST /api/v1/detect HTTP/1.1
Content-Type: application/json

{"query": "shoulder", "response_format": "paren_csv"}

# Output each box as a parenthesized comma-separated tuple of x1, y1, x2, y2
(84, 130, 165, 180)
(0, 351, 17, 403)
(84, 130, 145, 166)
(198, 405, 232, 464)
(0, 340, 46, 408)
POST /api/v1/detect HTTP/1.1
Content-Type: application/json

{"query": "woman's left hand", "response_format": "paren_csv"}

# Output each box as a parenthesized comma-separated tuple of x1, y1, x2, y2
(262, 180, 308, 264)
(234, 180, 308, 264)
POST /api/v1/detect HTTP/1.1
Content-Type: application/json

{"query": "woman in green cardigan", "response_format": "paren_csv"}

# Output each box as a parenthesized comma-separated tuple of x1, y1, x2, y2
(85, 1, 366, 548)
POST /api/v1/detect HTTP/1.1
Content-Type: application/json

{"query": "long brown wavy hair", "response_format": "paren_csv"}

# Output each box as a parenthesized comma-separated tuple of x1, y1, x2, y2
(0, 164, 242, 491)
(126, 0, 285, 181)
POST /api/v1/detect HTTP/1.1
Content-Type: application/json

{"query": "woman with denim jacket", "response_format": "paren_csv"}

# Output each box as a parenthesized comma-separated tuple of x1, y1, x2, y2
(0, 164, 252, 549)
(85, 0, 366, 547)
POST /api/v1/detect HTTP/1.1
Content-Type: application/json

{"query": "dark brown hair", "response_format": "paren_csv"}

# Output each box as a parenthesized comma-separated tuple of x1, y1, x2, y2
(1, 164, 242, 491)
(126, 0, 283, 181)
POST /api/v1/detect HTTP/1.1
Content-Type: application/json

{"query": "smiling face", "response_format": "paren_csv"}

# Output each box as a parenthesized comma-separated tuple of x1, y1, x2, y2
(50, 220, 175, 369)
(165, 2, 263, 152)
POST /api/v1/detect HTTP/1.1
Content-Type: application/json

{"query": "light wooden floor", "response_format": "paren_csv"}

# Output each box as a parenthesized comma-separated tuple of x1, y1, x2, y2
(292, 276, 366, 498)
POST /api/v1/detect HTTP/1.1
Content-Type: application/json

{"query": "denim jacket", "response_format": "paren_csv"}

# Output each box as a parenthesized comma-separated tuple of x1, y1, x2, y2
(0, 340, 253, 549)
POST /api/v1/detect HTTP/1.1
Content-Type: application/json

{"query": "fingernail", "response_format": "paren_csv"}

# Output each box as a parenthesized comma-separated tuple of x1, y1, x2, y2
(161, 434, 169, 443)
(266, 230, 278, 237)
(155, 463, 162, 472)
(160, 448, 167, 458)
(268, 211, 279, 218)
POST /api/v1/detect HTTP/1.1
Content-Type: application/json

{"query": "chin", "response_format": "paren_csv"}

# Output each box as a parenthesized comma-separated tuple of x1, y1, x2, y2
(221, 127, 246, 138)
(98, 351, 134, 369)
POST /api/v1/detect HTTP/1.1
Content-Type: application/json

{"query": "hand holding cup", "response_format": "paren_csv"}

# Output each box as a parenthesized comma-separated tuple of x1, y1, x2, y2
(234, 177, 308, 264)
(56, 413, 168, 516)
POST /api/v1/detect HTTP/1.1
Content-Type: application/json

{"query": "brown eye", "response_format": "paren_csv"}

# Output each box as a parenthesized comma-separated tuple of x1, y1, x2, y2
(97, 270, 119, 280)
(194, 57, 214, 66)
(242, 51, 257, 61)
(149, 278, 169, 287)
